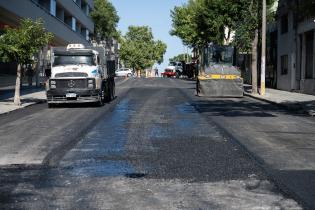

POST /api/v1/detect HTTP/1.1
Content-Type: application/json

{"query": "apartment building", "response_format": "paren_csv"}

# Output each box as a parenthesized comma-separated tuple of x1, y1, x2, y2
(0, 0, 94, 46)
(277, 0, 315, 94)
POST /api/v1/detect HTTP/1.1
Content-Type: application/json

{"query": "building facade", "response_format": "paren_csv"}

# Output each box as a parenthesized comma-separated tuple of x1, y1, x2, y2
(277, 0, 315, 94)
(0, 0, 94, 46)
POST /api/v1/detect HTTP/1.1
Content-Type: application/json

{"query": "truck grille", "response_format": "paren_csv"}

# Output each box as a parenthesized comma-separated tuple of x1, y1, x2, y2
(55, 79, 88, 89)
(55, 72, 88, 78)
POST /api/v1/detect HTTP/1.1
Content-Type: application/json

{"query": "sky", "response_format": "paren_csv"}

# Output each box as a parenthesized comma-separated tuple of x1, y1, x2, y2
(111, 0, 188, 72)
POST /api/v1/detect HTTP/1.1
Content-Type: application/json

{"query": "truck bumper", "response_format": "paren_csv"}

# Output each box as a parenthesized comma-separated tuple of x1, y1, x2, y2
(47, 89, 101, 103)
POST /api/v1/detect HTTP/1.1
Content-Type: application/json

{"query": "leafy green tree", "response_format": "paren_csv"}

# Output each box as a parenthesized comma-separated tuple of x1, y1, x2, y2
(170, 0, 245, 74)
(120, 26, 167, 76)
(169, 54, 192, 63)
(170, 2, 199, 47)
(90, 0, 120, 41)
(233, 0, 276, 94)
(0, 18, 53, 105)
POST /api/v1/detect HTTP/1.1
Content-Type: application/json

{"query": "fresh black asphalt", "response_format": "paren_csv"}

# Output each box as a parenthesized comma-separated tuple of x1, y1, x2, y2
(0, 78, 305, 209)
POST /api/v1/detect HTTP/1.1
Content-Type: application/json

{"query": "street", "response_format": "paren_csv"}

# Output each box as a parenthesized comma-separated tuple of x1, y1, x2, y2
(0, 78, 312, 209)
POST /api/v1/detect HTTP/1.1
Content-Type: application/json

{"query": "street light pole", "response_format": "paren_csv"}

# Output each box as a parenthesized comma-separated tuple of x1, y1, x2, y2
(261, 0, 267, 95)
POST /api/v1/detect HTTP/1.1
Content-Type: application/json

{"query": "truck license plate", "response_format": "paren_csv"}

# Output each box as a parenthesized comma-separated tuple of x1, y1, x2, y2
(66, 93, 77, 98)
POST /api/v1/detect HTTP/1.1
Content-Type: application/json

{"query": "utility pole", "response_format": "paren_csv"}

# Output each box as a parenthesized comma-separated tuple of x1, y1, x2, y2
(260, 0, 267, 95)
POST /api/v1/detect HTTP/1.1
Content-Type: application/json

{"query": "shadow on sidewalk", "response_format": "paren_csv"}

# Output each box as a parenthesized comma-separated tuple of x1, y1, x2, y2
(192, 98, 308, 118)
(0, 86, 44, 101)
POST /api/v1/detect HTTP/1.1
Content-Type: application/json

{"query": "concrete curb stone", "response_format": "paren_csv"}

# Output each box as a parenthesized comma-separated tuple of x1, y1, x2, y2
(244, 92, 315, 116)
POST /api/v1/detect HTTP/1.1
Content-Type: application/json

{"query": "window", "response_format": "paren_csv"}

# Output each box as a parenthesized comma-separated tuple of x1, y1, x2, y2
(281, 14, 288, 34)
(50, 0, 56, 16)
(72, 17, 76, 31)
(281, 55, 288, 75)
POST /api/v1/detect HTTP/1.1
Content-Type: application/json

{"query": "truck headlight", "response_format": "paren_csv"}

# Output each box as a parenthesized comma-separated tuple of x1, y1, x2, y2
(88, 79, 94, 89)
(50, 80, 56, 89)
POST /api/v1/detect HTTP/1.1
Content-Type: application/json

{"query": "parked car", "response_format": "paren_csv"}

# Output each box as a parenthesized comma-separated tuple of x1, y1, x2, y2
(115, 68, 133, 77)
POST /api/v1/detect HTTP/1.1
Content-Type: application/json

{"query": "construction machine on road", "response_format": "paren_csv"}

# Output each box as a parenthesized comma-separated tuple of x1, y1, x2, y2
(197, 45, 243, 97)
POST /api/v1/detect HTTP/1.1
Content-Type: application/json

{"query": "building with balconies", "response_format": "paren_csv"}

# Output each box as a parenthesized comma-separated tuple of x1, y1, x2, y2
(0, 0, 94, 46)
(0, 0, 94, 75)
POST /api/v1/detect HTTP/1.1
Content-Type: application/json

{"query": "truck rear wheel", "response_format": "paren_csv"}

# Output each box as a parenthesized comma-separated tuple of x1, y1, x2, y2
(111, 81, 115, 100)
(104, 82, 111, 102)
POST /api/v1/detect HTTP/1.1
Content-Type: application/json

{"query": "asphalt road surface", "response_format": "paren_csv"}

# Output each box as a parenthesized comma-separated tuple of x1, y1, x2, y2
(0, 78, 308, 209)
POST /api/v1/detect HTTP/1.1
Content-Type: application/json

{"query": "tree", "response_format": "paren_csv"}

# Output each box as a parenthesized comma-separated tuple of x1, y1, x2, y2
(90, 0, 120, 41)
(0, 18, 53, 105)
(233, 0, 276, 94)
(169, 54, 192, 63)
(119, 26, 167, 77)
(170, 0, 246, 74)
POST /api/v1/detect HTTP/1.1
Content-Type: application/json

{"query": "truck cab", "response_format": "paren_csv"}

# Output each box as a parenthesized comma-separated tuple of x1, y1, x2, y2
(46, 44, 115, 107)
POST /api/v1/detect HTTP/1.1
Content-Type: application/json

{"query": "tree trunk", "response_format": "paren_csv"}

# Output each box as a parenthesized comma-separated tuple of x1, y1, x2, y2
(14, 64, 22, 106)
(251, 29, 258, 95)
(36, 50, 42, 87)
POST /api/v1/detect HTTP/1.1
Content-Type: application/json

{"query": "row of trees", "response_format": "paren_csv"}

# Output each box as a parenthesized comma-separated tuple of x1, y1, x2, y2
(120, 26, 167, 76)
(170, 0, 276, 94)
(92, 0, 167, 77)
(169, 54, 192, 63)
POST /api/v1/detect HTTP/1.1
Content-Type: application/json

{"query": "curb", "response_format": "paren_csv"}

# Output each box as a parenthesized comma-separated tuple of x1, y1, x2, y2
(0, 99, 46, 116)
(244, 92, 315, 116)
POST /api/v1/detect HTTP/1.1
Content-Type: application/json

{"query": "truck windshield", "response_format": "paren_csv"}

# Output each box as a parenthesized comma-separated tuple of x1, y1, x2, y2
(53, 55, 96, 66)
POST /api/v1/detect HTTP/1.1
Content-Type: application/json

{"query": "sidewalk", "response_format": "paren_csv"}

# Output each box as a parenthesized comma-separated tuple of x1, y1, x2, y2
(0, 75, 46, 115)
(244, 85, 315, 116)
(0, 76, 129, 115)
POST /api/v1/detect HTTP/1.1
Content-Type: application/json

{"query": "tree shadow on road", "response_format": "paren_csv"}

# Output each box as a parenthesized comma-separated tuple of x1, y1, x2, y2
(192, 98, 309, 118)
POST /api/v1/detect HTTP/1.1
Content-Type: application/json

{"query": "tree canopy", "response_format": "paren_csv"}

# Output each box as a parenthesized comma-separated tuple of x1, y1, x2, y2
(169, 53, 192, 63)
(170, 0, 276, 51)
(0, 18, 53, 105)
(119, 26, 167, 71)
(170, 0, 246, 48)
(0, 18, 53, 65)
(233, 0, 276, 52)
(90, 0, 120, 41)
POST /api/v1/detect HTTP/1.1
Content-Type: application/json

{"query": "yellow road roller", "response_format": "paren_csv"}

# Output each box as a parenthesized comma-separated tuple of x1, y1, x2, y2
(196, 45, 244, 97)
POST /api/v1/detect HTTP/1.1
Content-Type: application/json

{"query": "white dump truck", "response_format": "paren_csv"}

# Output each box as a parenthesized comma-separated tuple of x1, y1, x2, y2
(46, 44, 115, 107)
